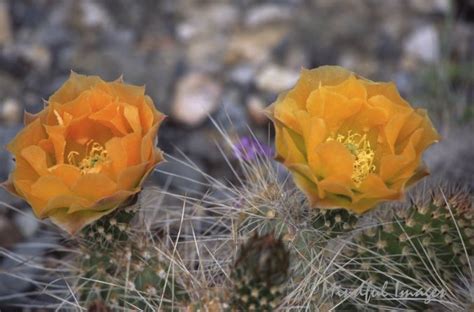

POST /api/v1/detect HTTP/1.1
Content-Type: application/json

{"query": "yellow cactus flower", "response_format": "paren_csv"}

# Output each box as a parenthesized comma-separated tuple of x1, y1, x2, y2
(3, 72, 165, 234)
(267, 66, 440, 214)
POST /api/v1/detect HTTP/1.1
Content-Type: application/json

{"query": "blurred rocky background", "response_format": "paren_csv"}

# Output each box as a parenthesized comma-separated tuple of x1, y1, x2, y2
(0, 0, 473, 308)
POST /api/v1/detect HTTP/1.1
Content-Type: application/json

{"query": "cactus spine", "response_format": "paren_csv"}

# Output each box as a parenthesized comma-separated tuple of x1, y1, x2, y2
(338, 188, 473, 309)
(231, 233, 290, 311)
(76, 199, 186, 310)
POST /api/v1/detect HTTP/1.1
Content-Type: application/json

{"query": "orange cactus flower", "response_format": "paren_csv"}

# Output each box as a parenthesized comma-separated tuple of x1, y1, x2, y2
(267, 66, 440, 214)
(3, 72, 166, 234)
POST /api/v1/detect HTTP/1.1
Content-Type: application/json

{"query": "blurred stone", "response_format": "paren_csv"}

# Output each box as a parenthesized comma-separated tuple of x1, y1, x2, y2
(450, 23, 474, 61)
(256, 64, 299, 93)
(14, 210, 40, 238)
(283, 47, 308, 70)
(182, 130, 221, 163)
(0, 215, 22, 247)
(177, 3, 238, 42)
(0, 231, 59, 299)
(20, 44, 52, 72)
(245, 4, 292, 28)
(0, 0, 12, 45)
(186, 37, 227, 72)
(72, 0, 111, 31)
(1, 97, 22, 124)
(71, 45, 148, 82)
(152, 158, 205, 194)
(0, 125, 22, 180)
(247, 95, 268, 125)
(394, 71, 414, 95)
(226, 26, 289, 65)
(144, 45, 182, 115)
(425, 127, 474, 189)
(171, 72, 222, 126)
(338, 51, 379, 76)
(0, 43, 52, 78)
(216, 89, 248, 132)
(410, 0, 450, 15)
(403, 25, 440, 63)
(228, 64, 257, 86)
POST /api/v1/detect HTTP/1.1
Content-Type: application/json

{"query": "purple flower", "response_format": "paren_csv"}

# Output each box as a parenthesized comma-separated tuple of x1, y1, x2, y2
(232, 136, 273, 161)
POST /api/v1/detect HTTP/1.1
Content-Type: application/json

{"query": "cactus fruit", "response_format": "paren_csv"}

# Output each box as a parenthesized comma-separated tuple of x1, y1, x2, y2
(338, 186, 473, 309)
(231, 233, 290, 311)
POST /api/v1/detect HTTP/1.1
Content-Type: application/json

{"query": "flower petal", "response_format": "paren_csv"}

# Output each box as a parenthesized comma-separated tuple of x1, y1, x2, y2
(49, 208, 114, 235)
(72, 173, 117, 202)
(105, 137, 128, 178)
(287, 66, 352, 104)
(89, 102, 130, 135)
(49, 72, 103, 104)
(20, 145, 50, 176)
(48, 164, 82, 189)
(312, 141, 354, 178)
(6, 118, 46, 155)
(117, 162, 148, 190)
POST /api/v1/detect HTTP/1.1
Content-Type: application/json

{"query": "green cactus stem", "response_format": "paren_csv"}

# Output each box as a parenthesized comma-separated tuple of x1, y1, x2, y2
(231, 233, 290, 311)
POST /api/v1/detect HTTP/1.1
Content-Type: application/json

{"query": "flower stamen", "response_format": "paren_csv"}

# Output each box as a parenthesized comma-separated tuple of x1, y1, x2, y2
(67, 140, 108, 174)
(328, 131, 376, 186)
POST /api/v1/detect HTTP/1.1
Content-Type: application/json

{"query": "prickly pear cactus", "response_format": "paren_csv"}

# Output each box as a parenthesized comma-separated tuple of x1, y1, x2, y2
(339, 187, 473, 309)
(231, 233, 290, 311)
(76, 200, 186, 310)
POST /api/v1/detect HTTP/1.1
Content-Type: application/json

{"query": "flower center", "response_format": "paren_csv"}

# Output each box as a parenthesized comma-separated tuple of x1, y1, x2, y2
(328, 131, 376, 186)
(67, 140, 109, 175)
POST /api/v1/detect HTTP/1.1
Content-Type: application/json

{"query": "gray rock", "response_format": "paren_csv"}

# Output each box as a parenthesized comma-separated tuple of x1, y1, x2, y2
(182, 130, 222, 163)
(403, 25, 440, 64)
(0, 215, 22, 248)
(255, 64, 299, 93)
(409, 0, 450, 15)
(0, 125, 22, 181)
(424, 127, 474, 189)
(177, 3, 238, 42)
(1, 97, 22, 125)
(247, 95, 268, 125)
(228, 64, 257, 86)
(186, 36, 227, 72)
(226, 26, 289, 65)
(216, 89, 248, 133)
(77, 0, 112, 30)
(14, 210, 40, 239)
(245, 4, 292, 28)
(0, 0, 12, 45)
(171, 72, 222, 127)
(0, 231, 59, 301)
(152, 158, 206, 195)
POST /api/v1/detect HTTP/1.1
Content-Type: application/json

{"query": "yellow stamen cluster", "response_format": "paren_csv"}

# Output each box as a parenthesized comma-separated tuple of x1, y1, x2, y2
(328, 131, 376, 186)
(67, 140, 109, 175)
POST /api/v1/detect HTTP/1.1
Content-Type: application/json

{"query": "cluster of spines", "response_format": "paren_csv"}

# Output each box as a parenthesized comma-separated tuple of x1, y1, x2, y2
(75, 196, 188, 310)
(80, 198, 138, 247)
(339, 188, 473, 309)
(231, 233, 290, 311)
(312, 208, 359, 235)
(79, 232, 183, 311)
